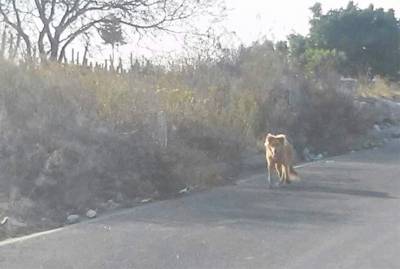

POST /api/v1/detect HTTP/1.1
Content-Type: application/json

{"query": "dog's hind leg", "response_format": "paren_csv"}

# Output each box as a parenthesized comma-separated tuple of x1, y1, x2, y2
(289, 166, 299, 180)
(283, 165, 291, 184)
(275, 163, 282, 178)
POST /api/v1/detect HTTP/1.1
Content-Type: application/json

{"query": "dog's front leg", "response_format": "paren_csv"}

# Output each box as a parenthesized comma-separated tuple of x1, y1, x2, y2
(267, 162, 273, 188)
(276, 163, 284, 186)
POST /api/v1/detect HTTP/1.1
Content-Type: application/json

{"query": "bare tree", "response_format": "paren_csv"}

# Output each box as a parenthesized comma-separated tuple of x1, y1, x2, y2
(0, 0, 223, 62)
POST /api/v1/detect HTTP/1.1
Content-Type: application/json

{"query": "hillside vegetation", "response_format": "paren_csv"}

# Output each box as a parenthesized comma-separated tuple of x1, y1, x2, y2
(1, 1, 400, 239)
(0, 39, 387, 238)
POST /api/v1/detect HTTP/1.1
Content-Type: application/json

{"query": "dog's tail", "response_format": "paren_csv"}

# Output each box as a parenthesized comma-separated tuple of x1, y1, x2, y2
(289, 166, 300, 181)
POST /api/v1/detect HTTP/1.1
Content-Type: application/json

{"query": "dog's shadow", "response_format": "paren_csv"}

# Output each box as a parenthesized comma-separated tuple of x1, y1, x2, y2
(280, 183, 396, 199)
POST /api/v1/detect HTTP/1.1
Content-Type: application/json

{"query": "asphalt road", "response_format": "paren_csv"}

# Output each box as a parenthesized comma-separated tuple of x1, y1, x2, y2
(1, 141, 400, 269)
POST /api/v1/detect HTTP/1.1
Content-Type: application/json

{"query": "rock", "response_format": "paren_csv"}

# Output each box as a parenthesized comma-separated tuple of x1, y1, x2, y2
(66, 214, 80, 224)
(0, 216, 8, 225)
(105, 199, 119, 210)
(178, 187, 190, 194)
(140, 198, 152, 203)
(303, 147, 324, 161)
(373, 124, 381, 132)
(315, 154, 323, 160)
(86, 209, 97, 219)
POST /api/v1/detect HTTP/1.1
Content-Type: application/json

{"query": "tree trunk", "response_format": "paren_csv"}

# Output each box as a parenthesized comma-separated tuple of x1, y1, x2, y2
(50, 40, 59, 61)
(38, 30, 47, 64)
(20, 32, 32, 62)
(0, 27, 7, 59)
(11, 32, 20, 59)
(82, 42, 89, 66)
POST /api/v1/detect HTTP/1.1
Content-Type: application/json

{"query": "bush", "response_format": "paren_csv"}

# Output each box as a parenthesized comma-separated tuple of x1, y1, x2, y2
(0, 38, 377, 238)
(358, 76, 400, 99)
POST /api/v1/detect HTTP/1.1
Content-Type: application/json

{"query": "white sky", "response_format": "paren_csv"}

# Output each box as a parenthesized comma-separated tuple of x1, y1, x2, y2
(224, 0, 400, 44)
(94, 0, 400, 64)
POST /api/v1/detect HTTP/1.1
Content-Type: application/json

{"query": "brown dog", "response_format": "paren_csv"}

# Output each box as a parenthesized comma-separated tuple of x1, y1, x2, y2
(265, 133, 299, 187)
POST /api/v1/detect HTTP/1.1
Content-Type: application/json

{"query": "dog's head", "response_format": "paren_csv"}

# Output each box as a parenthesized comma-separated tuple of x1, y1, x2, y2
(265, 133, 286, 157)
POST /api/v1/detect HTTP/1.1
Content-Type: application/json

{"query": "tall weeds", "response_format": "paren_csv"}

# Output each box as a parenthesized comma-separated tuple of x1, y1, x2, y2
(0, 40, 373, 236)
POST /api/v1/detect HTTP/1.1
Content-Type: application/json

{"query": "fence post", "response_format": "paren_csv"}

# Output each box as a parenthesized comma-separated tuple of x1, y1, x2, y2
(82, 42, 89, 67)
(117, 57, 123, 73)
(71, 48, 75, 64)
(76, 51, 80, 65)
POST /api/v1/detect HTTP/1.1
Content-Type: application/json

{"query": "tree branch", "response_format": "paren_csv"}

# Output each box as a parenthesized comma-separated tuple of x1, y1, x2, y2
(0, 0, 32, 59)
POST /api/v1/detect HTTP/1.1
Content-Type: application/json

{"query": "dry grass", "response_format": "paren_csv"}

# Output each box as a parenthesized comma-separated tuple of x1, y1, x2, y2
(358, 76, 400, 99)
(0, 41, 377, 238)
